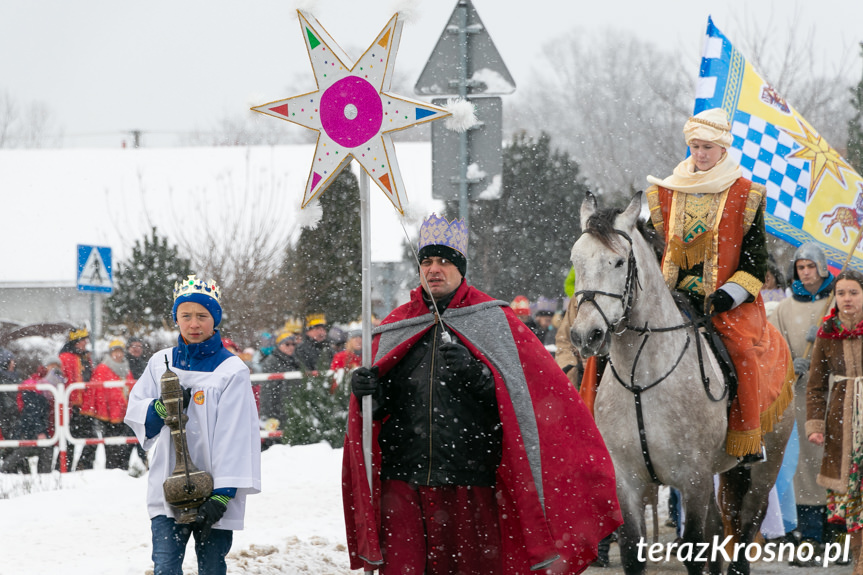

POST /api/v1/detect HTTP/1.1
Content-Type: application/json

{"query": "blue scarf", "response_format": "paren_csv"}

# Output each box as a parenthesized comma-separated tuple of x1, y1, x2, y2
(171, 330, 234, 372)
(792, 274, 834, 302)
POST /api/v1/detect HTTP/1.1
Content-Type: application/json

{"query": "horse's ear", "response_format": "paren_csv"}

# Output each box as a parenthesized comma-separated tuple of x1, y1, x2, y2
(580, 192, 597, 230)
(617, 192, 643, 231)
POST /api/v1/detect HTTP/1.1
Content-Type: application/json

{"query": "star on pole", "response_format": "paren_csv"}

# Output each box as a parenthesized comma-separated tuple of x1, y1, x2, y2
(252, 11, 450, 214)
(785, 118, 855, 201)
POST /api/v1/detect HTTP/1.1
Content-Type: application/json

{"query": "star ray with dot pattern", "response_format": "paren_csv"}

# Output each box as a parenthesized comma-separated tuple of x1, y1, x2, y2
(252, 11, 450, 214)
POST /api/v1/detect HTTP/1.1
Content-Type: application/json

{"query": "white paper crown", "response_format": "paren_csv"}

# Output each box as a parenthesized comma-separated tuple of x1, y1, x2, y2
(173, 275, 221, 303)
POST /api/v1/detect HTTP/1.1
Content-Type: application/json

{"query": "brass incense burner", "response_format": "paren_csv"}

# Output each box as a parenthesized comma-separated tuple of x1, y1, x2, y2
(160, 357, 213, 523)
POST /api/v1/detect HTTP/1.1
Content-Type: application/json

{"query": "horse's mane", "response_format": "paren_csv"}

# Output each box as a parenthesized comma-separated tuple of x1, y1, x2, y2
(584, 206, 665, 262)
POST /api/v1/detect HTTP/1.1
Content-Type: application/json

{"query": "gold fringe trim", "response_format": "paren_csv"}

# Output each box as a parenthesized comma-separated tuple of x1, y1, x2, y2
(726, 429, 763, 458)
(646, 185, 664, 236)
(742, 184, 766, 233)
(727, 271, 763, 299)
(666, 231, 714, 269)
(703, 191, 728, 296)
(725, 360, 795, 457)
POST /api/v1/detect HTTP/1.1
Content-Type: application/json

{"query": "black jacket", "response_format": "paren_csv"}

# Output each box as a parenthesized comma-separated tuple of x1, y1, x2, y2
(12, 390, 50, 439)
(126, 353, 149, 380)
(260, 348, 303, 373)
(375, 322, 501, 487)
(0, 369, 23, 437)
(296, 338, 333, 372)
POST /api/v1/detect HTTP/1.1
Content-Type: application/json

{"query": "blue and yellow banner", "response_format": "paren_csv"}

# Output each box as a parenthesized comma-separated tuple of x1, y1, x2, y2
(695, 17, 863, 270)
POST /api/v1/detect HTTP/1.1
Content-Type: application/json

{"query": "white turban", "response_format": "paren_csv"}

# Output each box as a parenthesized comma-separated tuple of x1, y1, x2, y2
(683, 108, 733, 148)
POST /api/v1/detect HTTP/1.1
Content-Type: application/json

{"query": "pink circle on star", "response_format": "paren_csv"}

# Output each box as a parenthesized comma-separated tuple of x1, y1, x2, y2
(320, 76, 383, 148)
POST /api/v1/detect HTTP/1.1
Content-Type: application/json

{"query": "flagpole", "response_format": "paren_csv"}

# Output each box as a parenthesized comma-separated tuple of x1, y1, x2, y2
(838, 224, 863, 274)
(359, 170, 373, 489)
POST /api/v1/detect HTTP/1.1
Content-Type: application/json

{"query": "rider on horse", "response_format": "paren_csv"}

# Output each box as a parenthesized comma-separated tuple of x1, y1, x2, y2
(645, 108, 794, 463)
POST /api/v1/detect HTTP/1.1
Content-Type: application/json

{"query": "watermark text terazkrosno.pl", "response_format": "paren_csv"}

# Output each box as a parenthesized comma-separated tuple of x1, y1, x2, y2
(636, 536, 849, 567)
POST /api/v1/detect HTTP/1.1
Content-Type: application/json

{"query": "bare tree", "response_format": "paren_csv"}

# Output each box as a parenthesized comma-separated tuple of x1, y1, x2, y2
(732, 7, 855, 148)
(18, 100, 63, 148)
(116, 157, 302, 344)
(170, 171, 298, 343)
(508, 30, 692, 204)
(0, 90, 18, 147)
(508, 16, 855, 203)
(0, 89, 62, 148)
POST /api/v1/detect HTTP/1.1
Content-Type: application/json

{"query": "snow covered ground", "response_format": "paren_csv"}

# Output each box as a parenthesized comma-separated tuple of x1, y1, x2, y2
(0, 443, 353, 575)
(4, 442, 843, 574)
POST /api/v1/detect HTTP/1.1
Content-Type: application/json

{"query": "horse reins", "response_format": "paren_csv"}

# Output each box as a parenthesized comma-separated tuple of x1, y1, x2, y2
(576, 228, 728, 484)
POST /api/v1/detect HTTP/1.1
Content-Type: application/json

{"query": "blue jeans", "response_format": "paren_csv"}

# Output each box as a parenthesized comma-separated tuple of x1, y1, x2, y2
(151, 515, 233, 575)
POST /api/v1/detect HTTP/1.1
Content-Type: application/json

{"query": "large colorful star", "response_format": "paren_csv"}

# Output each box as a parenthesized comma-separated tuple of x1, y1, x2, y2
(252, 11, 450, 214)
(785, 118, 855, 201)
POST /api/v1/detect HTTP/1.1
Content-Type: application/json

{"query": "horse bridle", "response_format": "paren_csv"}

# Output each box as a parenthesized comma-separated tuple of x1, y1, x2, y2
(573, 229, 639, 335)
(575, 227, 727, 484)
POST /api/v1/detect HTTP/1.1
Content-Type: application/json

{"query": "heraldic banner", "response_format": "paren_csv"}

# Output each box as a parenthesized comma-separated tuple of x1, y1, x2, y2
(695, 16, 863, 270)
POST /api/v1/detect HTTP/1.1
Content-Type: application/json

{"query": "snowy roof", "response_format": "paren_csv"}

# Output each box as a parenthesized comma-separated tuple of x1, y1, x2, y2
(2, 143, 439, 283)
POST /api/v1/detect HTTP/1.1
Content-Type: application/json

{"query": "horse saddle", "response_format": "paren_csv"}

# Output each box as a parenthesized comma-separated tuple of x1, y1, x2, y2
(671, 291, 738, 406)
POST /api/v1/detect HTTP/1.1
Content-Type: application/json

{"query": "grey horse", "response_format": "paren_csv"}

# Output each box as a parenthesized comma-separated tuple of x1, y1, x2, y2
(570, 193, 793, 575)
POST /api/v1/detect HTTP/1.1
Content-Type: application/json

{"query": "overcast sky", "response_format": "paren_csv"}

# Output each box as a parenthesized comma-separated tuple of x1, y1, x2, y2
(0, 0, 860, 149)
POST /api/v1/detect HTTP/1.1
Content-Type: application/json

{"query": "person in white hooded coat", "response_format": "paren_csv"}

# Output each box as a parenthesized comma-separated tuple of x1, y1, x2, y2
(125, 275, 261, 575)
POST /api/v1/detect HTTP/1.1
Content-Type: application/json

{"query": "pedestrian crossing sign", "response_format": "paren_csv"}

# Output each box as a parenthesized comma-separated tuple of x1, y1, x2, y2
(77, 244, 113, 293)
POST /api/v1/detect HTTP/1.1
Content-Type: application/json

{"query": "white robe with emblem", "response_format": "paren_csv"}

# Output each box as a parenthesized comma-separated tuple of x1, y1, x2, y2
(125, 347, 262, 530)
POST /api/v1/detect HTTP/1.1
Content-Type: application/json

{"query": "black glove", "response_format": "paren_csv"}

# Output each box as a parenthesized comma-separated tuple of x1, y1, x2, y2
(183, 387, 192, 411)
(707, 290, 734, 314)
(793, 357, 811, 376)
(440, 342, 483, 381)
(194, 496, 228, 540)
(350, 366, 379, 398)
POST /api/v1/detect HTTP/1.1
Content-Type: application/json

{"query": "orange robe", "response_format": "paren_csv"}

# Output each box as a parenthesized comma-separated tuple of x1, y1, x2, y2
(647, 178, 794, 456)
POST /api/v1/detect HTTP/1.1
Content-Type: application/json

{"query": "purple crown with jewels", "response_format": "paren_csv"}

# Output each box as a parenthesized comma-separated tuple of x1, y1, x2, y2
(418, 213, 468, 256)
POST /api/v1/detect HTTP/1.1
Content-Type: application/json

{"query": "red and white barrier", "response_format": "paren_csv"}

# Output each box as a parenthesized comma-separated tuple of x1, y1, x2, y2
(1, 372, 318, 472)
(0, 382, 61, 449)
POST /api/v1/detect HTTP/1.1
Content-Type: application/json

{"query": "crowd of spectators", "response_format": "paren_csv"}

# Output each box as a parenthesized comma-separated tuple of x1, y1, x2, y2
(0, 300, 566, 475)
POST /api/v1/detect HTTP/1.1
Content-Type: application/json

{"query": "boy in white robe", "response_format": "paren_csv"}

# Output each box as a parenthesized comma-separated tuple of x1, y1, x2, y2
(125, 275, 261, 575)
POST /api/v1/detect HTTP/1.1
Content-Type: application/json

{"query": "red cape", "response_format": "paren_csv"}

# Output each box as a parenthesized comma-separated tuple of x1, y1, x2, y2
(342, 281, 622, 573)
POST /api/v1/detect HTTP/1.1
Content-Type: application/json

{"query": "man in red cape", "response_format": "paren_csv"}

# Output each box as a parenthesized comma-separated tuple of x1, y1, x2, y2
(342, 214, 621, 574)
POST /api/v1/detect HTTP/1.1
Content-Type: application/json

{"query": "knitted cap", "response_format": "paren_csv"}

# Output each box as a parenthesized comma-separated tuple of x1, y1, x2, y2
(172, 275, 223, 327)
(511, 295, 531, 317)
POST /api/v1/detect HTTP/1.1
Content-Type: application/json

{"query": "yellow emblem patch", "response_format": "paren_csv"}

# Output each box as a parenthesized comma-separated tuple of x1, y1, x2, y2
(194, 390, 205, 405)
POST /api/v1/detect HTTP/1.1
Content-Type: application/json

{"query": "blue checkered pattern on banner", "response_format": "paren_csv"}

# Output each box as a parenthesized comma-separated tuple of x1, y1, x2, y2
(728, 111, 811, 229)
(693, 17, 737, 114)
